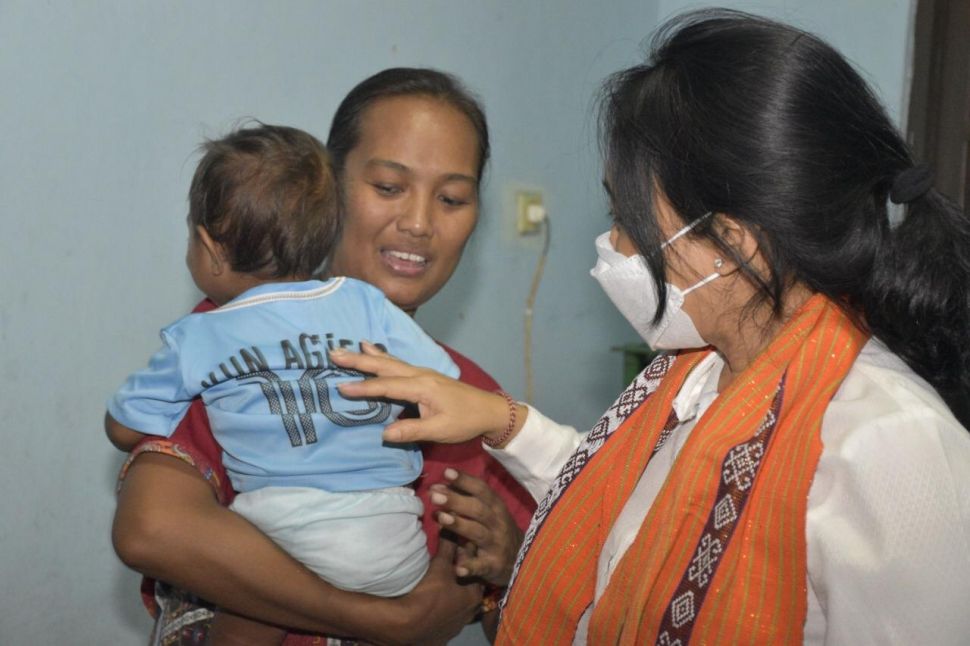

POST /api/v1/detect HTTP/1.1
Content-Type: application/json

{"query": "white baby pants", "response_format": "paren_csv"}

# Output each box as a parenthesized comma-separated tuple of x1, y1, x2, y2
(230, 485, 428, 596)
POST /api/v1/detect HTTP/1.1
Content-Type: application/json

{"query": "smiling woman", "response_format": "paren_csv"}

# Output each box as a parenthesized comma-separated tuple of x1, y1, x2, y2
(110, 67, 535, 646)
(329, 95, 482, 313)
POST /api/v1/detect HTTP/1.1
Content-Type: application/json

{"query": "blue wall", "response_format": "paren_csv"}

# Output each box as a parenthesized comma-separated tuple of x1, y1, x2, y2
(655, 0, 914, 123)
(0, 2, 912, 643)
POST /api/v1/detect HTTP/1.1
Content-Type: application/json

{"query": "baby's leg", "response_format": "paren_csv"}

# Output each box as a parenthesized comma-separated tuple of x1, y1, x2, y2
(207, 611, 285, 646)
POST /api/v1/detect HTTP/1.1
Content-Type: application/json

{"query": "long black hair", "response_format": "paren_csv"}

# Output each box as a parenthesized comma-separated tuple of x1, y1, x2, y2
(600, 9, 970, 422)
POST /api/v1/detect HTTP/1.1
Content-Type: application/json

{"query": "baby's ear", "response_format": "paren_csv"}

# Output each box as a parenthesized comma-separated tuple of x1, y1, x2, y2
(195, 225, 229, 275)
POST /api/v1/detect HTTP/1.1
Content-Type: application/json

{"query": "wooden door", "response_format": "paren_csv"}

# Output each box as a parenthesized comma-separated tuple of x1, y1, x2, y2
(907, 0, 970, 423)
(908, 0, 970, 208)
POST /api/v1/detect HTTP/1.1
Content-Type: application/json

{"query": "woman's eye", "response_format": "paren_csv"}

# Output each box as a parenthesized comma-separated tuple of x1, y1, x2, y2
(373, 183, 401, 196)
(439, 194, 470, 207)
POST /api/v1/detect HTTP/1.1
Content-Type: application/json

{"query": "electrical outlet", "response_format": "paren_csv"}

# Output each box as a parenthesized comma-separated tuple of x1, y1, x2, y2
(516, 191, 545, 235)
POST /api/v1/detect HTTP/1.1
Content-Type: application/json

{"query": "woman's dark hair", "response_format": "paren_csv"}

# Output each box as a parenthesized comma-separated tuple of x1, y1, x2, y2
(189, 123, 340, 279)
(600, 9, 970, 421)
(326, 67, 490, 182)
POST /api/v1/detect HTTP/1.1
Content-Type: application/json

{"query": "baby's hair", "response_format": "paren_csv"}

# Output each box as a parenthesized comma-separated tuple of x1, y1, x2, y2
(188, 122, 340, 279)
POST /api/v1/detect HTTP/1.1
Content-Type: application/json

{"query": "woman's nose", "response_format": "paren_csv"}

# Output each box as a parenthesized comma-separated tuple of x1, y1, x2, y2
(397, 194, 432, 236)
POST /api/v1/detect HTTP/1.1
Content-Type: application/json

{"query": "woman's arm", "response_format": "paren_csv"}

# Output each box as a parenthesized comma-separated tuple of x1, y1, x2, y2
(334, 344, 582, 506)
(805, 404, 970, 643)
(114, 452, 481, 645)
(332, 344, 527, 446)
(482, 405, 583, 502)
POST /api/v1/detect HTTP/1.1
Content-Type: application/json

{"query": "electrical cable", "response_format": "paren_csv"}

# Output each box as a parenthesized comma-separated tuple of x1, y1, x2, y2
(524, 217, 550, 405)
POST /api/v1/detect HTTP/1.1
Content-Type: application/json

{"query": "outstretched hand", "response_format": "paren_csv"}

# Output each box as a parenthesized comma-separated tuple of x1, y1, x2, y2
(331, 342, 516, 445)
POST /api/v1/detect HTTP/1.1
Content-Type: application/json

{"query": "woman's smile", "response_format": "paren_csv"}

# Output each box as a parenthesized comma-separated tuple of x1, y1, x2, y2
(382, 247, 430, 275)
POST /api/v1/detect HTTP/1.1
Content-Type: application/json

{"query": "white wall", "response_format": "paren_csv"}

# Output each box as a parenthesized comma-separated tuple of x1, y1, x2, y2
(0, 1, 912, 643)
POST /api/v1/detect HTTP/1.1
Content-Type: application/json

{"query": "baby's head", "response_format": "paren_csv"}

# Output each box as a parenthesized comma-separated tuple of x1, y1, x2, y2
(186, 123, 339, 304)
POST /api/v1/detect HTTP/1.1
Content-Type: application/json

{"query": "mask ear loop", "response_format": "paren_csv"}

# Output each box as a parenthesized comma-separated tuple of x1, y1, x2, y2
(681, 270, 721, 296)
(662, 213, 719, 297)
(681, 257, 724, 296)
(660, 211, 713, 250)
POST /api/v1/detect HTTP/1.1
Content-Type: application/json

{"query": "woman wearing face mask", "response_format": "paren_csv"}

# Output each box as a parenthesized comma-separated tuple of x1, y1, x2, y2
(111, 68, 536, 645)
(333, 10, 970, 645)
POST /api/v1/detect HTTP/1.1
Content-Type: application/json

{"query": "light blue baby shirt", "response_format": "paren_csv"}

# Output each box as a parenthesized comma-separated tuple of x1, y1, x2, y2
(108, 278, 459, 493)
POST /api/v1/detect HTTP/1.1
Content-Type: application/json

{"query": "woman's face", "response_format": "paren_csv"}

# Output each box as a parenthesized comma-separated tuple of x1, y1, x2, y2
(609, 190, 725, 328)
(608, 226, 639, 257)
(609, 191, 715, 289)
(328, 95, 481, 314)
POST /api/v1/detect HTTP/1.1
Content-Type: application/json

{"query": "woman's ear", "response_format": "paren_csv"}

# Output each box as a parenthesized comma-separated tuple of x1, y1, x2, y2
(712, 213, 759, 273)
(195, 225, 228, 275)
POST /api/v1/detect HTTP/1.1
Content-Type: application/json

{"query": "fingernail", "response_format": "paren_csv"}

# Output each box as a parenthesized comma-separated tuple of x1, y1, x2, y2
(438, 512, 455, 525)
(329, 347, 346, 355)
(430, 492, 447, 505)
(456, 566, 469, 577)
(444, 468, 458, 480)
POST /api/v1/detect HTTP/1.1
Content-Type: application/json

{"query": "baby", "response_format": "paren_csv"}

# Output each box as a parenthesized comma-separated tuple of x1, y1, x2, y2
(105, 123, 458, 642)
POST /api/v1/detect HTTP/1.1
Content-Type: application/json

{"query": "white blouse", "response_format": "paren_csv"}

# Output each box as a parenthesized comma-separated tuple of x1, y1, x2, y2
(488, 338, 970, 645)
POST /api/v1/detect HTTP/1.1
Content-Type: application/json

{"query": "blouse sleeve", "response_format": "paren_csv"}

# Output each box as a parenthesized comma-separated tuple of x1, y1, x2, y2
(484, 405, 582, 503)
(806, 397, 970, 644)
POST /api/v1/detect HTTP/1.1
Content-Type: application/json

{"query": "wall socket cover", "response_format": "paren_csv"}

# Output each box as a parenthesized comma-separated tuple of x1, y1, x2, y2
(516, 191, 544, 235)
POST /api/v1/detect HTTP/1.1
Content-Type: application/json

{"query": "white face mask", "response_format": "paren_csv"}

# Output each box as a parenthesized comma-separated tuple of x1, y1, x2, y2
(590, 215, 719, 350)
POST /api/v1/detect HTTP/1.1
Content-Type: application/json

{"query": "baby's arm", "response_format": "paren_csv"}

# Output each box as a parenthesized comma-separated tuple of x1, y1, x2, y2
(104, 411, 148, 452)
(107, 325, 196, 450)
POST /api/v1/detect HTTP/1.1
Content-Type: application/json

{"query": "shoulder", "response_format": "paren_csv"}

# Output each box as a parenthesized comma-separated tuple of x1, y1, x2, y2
(817, 336, 970, 519)
(331, 276, 385, 301)
(438, 342, 501, 392)
(827, 337, 966, 437)
(217, 279, 348, 310)
(809, 339, 970, 640)
(160, 309, 210, 346)
(332, 277, 411, 319)
(162, 298, 216, 341)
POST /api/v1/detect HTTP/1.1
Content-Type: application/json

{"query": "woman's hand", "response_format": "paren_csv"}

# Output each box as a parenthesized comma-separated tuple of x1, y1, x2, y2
(380, 535, 483, 646)
(332, 343, 521, 445)
(431, 468, 524, 587)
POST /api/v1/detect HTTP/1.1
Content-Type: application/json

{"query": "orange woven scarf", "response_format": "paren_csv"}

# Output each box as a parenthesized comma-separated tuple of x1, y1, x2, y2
(498, 294, 868, 645)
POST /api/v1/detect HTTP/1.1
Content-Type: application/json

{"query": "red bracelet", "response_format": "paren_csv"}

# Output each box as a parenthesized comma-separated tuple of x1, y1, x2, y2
(483, 390, 518, 448)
